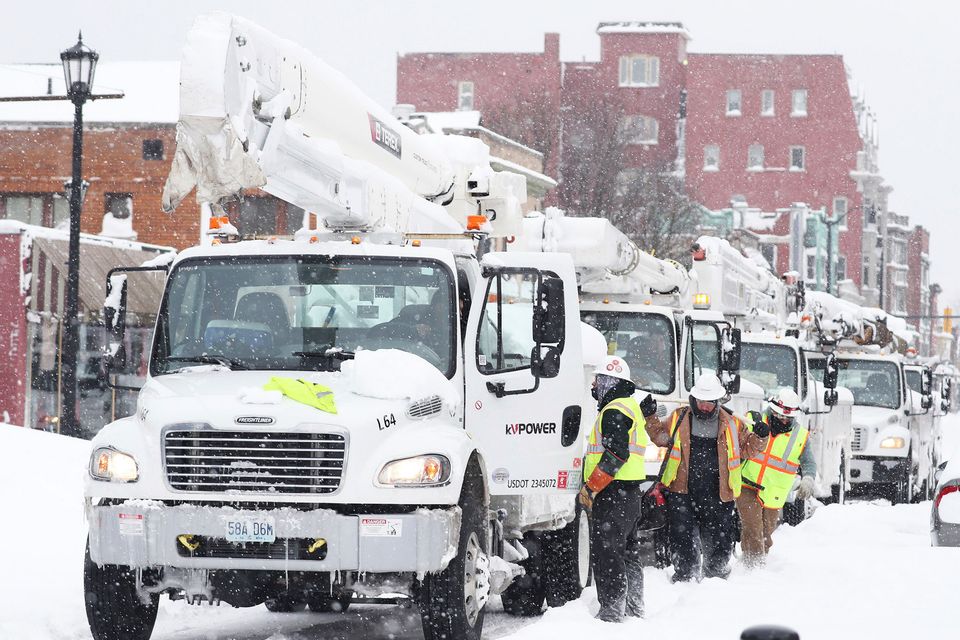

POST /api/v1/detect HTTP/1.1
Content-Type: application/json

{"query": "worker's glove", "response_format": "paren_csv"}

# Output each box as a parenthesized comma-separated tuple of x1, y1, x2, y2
(751, 413, 770, 438)
(796, 476, 816, 500)
(578, 486, 596, 512)
(639, 394, 658, 418)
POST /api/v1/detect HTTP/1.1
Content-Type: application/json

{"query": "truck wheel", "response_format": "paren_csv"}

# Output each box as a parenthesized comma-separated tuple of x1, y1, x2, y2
(307, 592, 351, 613)
(500, 532, 545, 616)
(83, 539, 159, 640)
(542, 503, 591, 607)
(782, 500, 805, 526)
(890, 459, 914, 505)
(265, 595, 307, 612)
(419, 456, 489, 640)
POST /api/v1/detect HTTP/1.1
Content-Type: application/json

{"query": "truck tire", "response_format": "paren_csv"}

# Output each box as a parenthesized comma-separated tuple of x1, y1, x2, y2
(542, 503, 591, 607)
(782, 500, 805, 526)
(500, 533, 545, 616)
(265, 595, 307, 612)
(890, 455, 914, 505)
(419, 455, 489, 640)
(83, 539, 159, 640)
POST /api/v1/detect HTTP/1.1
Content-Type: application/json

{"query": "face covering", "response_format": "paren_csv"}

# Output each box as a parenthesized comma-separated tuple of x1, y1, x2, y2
(689, 395, 719, 420)
(770, 413, 794, 435)
(593, 374, 619, 402)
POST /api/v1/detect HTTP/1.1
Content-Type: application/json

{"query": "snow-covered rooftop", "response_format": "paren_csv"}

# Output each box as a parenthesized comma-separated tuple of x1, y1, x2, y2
(596, 21, 691, 40)
(0, 62, 180, 124)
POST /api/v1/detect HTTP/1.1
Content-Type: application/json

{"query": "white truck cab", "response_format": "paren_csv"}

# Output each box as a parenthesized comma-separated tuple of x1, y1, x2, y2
(82, 14, 595, 640)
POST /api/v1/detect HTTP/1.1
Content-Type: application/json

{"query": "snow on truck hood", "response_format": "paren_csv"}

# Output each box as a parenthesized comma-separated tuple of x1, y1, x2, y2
(140, 350, 458, 428)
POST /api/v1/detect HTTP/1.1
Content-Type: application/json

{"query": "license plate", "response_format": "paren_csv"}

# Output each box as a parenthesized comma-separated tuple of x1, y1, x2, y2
(224, 516, 276, 543)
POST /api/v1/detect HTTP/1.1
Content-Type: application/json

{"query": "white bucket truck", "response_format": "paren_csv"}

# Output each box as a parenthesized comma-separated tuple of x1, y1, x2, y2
(804, 294, 938, 503)
(83, 14, 597, 640)
(690, 238, 853, 520)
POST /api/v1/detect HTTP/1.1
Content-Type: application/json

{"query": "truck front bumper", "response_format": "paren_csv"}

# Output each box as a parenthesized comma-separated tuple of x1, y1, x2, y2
(87, 501, 460, 574)
(849, 456, 907, 484)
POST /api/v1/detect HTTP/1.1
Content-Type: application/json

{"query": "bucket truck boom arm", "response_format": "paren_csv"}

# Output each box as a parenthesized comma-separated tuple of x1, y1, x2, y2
(161, 12, 526, 237)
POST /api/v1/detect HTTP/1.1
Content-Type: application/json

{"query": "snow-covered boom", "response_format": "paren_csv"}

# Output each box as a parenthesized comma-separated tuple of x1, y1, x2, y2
(803, 291, 912, 352)
(161, 13, 526, 238)
(516, 208, 694, 301)
(690, 236, 803, 327)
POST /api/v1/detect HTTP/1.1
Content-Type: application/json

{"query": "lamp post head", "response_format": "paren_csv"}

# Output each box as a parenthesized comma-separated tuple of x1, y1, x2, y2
(60, 31, 98, 102)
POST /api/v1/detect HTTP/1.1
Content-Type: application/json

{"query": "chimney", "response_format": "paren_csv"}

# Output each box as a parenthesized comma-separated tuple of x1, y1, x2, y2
(544, 33, 560, 60)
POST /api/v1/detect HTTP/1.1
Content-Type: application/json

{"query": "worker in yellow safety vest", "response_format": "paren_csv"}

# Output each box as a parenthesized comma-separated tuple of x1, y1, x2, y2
(737, 388, 816, 567)
(645, 373, 767, 582)
(578, 356, 659, 622)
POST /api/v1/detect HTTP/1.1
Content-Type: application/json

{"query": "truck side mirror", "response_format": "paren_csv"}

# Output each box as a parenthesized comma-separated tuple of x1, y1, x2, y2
(532, 345, 561, 379)
(921, 369, 933, 397)
(824, 389, 838, 407)
(823, 352, 839, 390)
(102, 273, 129, 375)
(533, 276, 564, 345)
(723, 372, 741, 395)
(922, 395, 933, 411)
(720, 327, 741, 372)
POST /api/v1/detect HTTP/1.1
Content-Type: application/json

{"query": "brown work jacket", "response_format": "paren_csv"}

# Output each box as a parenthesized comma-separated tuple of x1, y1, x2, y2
(645, 406, 767, 502)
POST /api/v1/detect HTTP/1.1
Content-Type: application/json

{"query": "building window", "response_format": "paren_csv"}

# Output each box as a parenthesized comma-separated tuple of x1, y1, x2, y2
(865, 201, 877, 226)
(619, 55, 660, 87)
(863, 266, 871, 287)
(105, 193, 133, 219)
(789, 146, 806, 171)
(1, 193, 68, 228)
(747, 144, 764, 170)
(142, 139, 164, 160)
(726, 89, 742, 116)
(615, 169, 643, 195)
(833, 196, 848, 229)
(806, 254, 817, 281)
(792, 89, 808, 116)
(620, 115, 659, 145)
(704, 144, 720, 171)
(837, 255, 847, 281)
(761, 90, 775, 116)
(457, 81, 474, 111)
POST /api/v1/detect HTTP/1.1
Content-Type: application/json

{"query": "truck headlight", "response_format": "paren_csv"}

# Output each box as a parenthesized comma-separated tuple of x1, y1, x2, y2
(90, 447, 139, 482)
(378, 455, 450, 487)
(879, 437, 906, 449)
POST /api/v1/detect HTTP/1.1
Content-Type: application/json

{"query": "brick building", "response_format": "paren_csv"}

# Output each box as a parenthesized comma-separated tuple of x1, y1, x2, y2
(0, 62, 201, 250)
(396, 21, 879, 300)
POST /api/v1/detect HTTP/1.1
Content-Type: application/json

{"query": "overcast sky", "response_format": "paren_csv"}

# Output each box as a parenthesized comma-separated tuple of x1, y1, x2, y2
(4, 0, 958, 302)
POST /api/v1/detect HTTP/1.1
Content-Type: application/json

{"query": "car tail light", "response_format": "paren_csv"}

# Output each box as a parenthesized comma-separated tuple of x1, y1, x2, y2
(935, 485, 959, 510)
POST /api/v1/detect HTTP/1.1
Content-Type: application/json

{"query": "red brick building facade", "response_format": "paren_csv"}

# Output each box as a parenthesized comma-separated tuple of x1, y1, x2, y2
(397, 22, 870, 292)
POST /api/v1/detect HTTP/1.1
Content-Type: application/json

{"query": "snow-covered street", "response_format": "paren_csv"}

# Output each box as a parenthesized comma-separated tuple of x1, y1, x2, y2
(3, 418, 958, 640)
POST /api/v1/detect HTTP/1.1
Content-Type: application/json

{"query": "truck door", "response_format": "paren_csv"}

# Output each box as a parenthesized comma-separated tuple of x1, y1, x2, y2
(463, 252, 586, 495)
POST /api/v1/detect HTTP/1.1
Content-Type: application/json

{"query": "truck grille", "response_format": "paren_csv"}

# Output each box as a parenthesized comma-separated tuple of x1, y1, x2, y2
(851, 427, 866, 452)
(164, 430, 345, 494)
(175, 536, 328, 560)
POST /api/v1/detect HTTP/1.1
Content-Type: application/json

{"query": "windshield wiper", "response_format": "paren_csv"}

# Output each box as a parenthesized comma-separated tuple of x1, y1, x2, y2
(293, 348, 356, 361)
(166, 355, 250, 370)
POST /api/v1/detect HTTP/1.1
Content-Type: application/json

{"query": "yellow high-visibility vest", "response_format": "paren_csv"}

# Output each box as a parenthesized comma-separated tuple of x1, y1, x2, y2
(661, 408, 743, 496)
(742, 410, 809, 509)
(263, 377, 338, 414)
(583, 397, 648, 482)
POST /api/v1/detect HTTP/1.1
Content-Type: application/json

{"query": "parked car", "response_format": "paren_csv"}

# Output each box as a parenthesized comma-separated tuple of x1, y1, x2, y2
(931, 459, 960, 546)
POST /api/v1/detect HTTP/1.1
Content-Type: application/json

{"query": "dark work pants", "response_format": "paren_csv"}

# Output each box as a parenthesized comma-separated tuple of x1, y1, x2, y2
(590, 480, 645, 621)
(665, 485, 736, 581)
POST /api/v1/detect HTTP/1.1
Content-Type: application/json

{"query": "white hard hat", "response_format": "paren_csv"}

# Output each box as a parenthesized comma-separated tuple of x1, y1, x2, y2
(690, 372, 726, 401)
(768, 388, 802, 418)
(594, 355, 632, 383)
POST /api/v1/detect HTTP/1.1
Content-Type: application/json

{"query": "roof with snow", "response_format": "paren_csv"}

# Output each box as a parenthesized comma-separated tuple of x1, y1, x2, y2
(596, 22, 691, 39)
(0, 62, 180, 124)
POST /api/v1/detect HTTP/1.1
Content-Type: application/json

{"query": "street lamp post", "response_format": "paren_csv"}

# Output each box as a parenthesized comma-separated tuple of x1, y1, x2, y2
(0, 34, 122, 437)
(59, 33, 99, 438)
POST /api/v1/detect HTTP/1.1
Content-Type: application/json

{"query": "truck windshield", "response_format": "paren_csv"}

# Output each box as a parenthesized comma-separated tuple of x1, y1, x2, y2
(580, 311, 675, 394)
(835, 358, 901, 409)
(740, 343, 797, 395)
(152, 256, 456, 377)
(905, 369, 922, 394)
